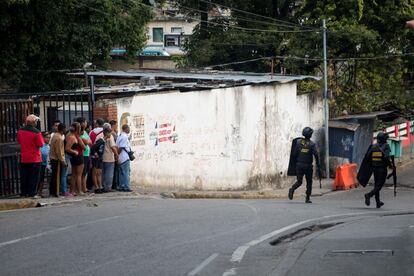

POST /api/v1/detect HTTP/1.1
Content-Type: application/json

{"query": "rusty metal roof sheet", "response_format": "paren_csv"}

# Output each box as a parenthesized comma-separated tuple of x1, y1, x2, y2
(68, 70, 321, 85)
(332, 111, 396, 120)
(329, 120, 360, 131)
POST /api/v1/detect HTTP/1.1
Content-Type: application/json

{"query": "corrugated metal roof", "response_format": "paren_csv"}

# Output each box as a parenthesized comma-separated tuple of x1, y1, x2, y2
(332, 111, 395, 120)
(329, 120, 360, 131)
(68, 70, 321, 84)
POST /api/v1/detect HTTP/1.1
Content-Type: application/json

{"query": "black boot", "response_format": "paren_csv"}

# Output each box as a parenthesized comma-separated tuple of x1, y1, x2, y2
(288, 188, 294, 200)
(376, 201, 384, 208)
(305, 196, 312, 203)
(364, 194, 370, 206)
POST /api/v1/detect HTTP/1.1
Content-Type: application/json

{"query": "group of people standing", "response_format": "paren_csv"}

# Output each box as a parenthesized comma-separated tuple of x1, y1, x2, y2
(17, 114, 133, 198)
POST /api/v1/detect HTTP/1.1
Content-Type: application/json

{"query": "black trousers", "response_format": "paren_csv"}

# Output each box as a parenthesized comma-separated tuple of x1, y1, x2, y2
(50, 159, 62, 196)
(366, 167, 387, 203)
(20, 163, 41, 197)
(112, 163, 119, 189)
(291, 163, 313, 197)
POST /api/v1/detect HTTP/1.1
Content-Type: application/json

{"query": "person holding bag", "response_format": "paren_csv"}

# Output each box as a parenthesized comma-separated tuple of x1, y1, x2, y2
(116, 124, 133, 192)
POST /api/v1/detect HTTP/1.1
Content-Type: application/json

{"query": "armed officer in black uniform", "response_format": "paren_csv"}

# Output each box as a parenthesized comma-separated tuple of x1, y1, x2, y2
(364, 132, 392, 208)
(288, 127, 320, 203)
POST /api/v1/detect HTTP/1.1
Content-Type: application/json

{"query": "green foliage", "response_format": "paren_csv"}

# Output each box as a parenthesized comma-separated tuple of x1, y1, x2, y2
(297, 80, 322, 95)
(0, 0, 153, 92)
(176, 0, 414, 114)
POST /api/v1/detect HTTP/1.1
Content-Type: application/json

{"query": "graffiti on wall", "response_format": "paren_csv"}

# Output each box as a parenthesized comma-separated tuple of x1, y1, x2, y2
(341, 135, 354, 151)
(121, 112, 146, 147)
(149, 122, 178, 146)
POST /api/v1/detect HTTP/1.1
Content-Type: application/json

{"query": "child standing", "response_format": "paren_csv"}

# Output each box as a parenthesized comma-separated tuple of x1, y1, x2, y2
(37, 131, 50, 197)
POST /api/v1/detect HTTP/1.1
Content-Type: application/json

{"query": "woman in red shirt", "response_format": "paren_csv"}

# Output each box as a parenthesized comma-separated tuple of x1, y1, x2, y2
(17, 114, 44, 197)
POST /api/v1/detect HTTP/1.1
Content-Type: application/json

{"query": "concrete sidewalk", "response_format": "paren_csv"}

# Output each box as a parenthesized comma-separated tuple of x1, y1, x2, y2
(273, 213, 414, 276)
(4, 160, 412, 211)
(0, 179, 340, 211)
(171, 178, 336, 199)
(0, 190, 156, 211)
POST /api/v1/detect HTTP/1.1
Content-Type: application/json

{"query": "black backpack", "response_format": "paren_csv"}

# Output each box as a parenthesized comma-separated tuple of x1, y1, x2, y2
(90, 138, 105, 160)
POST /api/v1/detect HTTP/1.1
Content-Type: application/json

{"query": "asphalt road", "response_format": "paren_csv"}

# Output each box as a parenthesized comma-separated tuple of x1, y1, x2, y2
(0, 176, 413, 276)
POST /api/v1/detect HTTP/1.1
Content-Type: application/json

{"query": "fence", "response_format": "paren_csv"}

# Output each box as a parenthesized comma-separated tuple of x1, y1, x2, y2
(373, 120, 414, 160)
(0, 90, 93, 197)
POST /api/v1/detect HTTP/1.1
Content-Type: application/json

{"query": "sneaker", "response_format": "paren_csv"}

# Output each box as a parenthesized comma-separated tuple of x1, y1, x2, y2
(376, 201, 384, 208)
(122, 189, 133, 192)
(288, 188, 294, 200)
(64, 192, 74, 197)
(32, 195, 41, 199)
(94, 189, 103, 194)
(364, 194, 370, 206)
(305, 197, 312, 204)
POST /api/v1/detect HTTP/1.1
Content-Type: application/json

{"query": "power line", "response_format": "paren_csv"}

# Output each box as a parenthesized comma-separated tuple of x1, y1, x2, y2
(199, 0, 318, 30)
(178, 4, 307, 30)
(205, 56, 274, 68)
(204, 52, 414, 68)
(214, 43, 276, 46)
(165, 10, 316, 34)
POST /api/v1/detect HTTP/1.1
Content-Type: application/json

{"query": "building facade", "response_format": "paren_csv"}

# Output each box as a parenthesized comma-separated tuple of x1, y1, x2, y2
(88, 72, 324, 191)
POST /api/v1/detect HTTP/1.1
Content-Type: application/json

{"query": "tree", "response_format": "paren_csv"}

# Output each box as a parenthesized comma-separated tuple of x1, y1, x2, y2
(293, 0, 414, 115)
(175, 0, 299, 72)
(0, 0, 153, 92)
(175, 0, 414, 114)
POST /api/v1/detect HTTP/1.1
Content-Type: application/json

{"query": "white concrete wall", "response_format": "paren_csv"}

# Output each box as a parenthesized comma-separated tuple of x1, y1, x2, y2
(115, 83, 324, 191)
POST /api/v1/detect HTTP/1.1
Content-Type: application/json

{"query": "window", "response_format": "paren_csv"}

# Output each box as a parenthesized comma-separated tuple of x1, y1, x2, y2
(165, 35, 179, 47)
(171, 27, 182, 34)
(152, 28, 164, 42)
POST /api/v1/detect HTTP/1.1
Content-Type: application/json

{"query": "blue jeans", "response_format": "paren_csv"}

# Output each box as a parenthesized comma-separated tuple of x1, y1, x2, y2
(60, 154, 71, 194)
(118, 160, 131, 190)
(102, 162, 115, 191)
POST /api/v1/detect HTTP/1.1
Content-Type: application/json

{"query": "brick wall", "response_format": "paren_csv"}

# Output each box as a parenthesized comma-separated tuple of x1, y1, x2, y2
(93, 100, 118, 122)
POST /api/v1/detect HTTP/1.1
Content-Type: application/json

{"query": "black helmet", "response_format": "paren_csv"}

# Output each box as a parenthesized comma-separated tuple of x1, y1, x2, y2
(302, 127, 314, 139)
(376, 132, 389, 144)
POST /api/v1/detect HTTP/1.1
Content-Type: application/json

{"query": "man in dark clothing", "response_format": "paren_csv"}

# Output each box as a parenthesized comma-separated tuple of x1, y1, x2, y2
(288, 127, 320, 203)
(364, 132, 392, 208)
(17, 114, 44, 197)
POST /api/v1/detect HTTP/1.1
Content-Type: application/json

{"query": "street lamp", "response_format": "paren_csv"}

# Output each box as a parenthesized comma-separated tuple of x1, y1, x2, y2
(83, 62, 93, 87)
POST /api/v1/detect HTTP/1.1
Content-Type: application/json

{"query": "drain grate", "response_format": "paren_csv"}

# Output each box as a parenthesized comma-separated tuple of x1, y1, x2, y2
(325, 249, 394, 257)
(269, 222, 343, 246)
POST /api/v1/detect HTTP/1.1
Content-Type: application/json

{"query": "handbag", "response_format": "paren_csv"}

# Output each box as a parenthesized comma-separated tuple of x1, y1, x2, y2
(123, 148, 135, 161)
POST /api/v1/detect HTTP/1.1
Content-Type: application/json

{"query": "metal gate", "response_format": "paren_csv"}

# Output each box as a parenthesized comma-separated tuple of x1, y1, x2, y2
(0, 90, 93, 197)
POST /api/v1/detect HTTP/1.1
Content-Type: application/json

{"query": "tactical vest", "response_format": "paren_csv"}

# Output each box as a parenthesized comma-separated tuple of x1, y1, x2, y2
(371, 143, 387, 168)
(296, 138, 313, 164)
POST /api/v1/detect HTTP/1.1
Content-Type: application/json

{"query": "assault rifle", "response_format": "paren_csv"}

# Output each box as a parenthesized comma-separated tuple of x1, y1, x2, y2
(386, 155, 397, 197)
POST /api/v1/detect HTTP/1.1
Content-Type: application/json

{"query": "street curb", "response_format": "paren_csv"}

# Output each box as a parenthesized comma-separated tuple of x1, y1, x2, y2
(0, 199, 40, 211)
(171, 189, 333, 200)
(0, 193, 150, 212)
(0, 189, 336, 210)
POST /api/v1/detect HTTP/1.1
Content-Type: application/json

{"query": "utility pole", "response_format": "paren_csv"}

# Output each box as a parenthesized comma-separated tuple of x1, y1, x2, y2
(323, 19, 329, 178)
(89, 76, 95, 121)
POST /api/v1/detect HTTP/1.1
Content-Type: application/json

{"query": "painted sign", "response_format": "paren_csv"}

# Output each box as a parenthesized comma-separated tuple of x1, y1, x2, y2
(149, 122, 178, 146)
